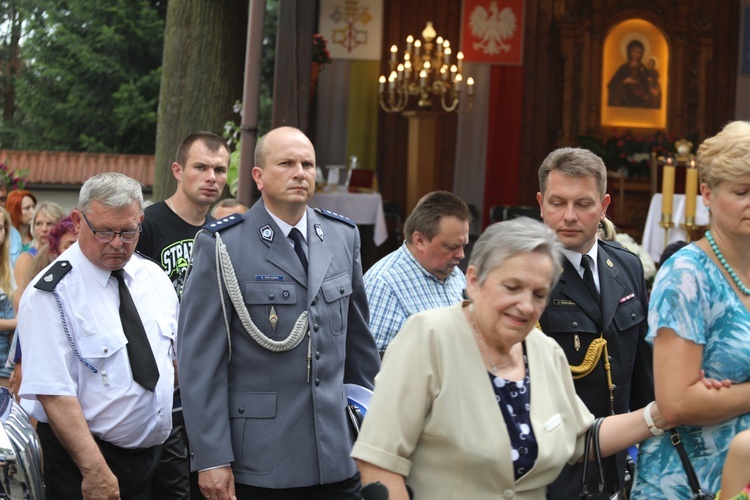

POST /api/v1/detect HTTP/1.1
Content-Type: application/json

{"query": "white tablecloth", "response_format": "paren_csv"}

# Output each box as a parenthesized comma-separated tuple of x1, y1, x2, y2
(310, 192, 388, 246)
(642, 194, 709, 262)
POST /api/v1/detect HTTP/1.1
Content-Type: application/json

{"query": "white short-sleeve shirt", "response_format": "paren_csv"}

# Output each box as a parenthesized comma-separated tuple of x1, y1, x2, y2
(18, 242, 179, 449)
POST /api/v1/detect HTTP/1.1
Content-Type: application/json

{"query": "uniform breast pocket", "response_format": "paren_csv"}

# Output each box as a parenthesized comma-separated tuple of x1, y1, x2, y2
(77, 330, 131, 390)
(545, 309, 600, 365)
(613, 297, 646, 332)
(244, 282, 298, 333)
(321, 273, 352, 336)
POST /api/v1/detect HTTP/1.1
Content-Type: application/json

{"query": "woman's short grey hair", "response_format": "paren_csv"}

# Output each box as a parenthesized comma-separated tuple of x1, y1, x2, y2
(468, 217, 563, 288)
(697, 120, 750, 189)
(78, 173, 144, 214)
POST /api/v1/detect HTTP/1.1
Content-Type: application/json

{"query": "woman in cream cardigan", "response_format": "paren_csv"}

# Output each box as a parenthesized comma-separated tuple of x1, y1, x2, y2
(351, 218, 669, 499)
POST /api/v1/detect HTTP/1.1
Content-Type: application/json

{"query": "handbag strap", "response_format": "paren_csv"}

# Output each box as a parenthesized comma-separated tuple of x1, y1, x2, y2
(581, 417, 607, 496)
(669, 429, 707, 496)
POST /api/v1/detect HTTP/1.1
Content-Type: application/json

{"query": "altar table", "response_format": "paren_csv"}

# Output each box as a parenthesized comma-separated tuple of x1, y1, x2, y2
(310, 191, 388, 246)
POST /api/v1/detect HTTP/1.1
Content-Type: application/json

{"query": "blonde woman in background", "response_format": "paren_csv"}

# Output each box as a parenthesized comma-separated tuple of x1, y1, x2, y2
(13, 201, 65, 288)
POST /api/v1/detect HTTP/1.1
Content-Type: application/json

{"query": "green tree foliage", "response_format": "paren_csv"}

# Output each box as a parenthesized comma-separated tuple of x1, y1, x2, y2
(8, 0, 165, 153)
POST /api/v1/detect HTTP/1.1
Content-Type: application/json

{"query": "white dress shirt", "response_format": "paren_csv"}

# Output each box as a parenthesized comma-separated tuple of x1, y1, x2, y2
(18, 242, 178, 449)
(562, 243, 601, 293)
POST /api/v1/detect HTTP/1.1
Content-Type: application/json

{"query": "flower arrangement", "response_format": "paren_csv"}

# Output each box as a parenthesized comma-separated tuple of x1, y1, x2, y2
(577, 130, 692, 178)
(312, 33, 332, 65)
(615, 232, 656, 284)
(0, 162, 27, 190)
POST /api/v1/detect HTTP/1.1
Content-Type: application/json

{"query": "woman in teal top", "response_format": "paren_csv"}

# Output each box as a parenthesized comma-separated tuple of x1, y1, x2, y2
(632, 121, 750, 499)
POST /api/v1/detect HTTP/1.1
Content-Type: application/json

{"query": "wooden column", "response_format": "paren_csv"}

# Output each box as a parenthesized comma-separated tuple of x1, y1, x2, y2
(402, 110, 443, 214)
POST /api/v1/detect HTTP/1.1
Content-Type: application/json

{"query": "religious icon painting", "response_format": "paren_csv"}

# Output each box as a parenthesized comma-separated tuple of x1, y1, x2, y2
(460, 0, 525, 65)
(601, 18, 669, 129)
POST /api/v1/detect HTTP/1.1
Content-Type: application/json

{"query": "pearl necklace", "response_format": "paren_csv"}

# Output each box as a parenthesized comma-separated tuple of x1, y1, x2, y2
(468, 306, 514, 373)
(706, 230, 750, 296)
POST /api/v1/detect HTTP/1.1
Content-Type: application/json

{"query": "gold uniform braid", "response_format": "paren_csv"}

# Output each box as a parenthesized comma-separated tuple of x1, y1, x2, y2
(535, 323, 616, 415)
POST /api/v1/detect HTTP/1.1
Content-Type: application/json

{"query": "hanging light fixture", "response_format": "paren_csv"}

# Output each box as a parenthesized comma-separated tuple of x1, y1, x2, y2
(378, 22, 474, 113)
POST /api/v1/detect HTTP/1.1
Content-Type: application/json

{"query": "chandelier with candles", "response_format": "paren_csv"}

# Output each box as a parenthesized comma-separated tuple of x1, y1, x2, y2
(378, 22, 474, 113)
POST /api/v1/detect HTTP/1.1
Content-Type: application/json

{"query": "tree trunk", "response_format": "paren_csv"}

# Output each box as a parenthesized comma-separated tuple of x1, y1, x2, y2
(153, 0, 248, 201)
(271, 0, 315, 132)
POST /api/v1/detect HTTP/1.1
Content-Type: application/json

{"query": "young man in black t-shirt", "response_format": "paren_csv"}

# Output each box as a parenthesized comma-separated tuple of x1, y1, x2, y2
(137, 131, 229, 499)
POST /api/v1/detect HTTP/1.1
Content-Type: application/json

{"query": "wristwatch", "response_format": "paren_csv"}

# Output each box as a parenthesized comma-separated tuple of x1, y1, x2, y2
(644, 401, 665, 436)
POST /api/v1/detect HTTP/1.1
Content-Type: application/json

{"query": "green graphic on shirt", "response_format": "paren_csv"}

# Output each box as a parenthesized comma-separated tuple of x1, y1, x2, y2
(160, 239, 194, 278)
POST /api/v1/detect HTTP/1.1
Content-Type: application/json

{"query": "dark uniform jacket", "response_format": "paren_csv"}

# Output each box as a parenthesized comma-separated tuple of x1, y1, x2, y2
(177, 200, 380, 489)
(540, 239, 653, 499)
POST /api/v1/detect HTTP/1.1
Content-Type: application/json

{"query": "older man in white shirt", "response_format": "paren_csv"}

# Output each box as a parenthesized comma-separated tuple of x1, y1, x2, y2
(18, 173, 178, 499)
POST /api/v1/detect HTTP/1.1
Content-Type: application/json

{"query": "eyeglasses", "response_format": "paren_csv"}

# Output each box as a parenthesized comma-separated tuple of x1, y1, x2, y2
(81, 213, 141, 243)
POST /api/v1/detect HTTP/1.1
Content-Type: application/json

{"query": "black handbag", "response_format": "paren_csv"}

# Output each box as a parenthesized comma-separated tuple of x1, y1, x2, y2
(669, 429, 715, 500)
(581, 418, 628, 500)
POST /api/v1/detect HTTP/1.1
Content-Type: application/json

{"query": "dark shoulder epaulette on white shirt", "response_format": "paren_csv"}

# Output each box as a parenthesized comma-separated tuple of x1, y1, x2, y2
(314, 208, 356, 227)
(34, 260, 73, 292)
(203, 213, 245, 234)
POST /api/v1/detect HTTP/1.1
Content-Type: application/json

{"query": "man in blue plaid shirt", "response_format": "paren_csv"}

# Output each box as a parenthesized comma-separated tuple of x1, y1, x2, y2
(364, 191, 471, 354)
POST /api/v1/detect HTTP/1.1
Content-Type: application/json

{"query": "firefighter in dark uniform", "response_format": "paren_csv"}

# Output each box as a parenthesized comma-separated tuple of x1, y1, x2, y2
(536, 148, 653, 499)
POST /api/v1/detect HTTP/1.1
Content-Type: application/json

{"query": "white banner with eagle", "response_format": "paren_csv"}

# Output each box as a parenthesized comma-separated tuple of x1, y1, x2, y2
(460, 0, 525, 65)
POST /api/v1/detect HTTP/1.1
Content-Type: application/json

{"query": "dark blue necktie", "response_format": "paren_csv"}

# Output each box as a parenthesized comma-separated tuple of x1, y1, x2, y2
(288, 228, 308, 274)
(581, 255, 600, 301)
(112, 269, 159, 392)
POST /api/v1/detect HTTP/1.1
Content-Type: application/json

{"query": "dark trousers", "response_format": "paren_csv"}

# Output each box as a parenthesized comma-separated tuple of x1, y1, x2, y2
(37, 422, 162, 500)
(150, 424, 197, 499)
(233, 473, 361, 500)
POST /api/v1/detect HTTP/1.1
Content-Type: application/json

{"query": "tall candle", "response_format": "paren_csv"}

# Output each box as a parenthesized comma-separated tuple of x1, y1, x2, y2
(661, 162, 676, 216)
(684, 163, 698, 218)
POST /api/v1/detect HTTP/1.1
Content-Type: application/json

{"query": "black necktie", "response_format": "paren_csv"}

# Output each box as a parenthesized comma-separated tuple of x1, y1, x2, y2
(580, 254, 600, 301)
(112, 269, 159, 392)
(288, 228, 308, 274)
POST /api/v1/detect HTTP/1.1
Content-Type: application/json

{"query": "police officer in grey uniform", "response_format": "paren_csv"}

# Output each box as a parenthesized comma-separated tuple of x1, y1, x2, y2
(178, 126, 380, 500)
(535, 148, 653, 499)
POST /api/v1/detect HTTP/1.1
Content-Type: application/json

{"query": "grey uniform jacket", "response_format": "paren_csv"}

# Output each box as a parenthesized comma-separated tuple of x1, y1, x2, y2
(177, 200, 380, 489)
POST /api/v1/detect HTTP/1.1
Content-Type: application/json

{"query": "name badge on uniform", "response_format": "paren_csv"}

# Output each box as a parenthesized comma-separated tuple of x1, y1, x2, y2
(255, 275, 284, 281)
(553, 299, 577, 306)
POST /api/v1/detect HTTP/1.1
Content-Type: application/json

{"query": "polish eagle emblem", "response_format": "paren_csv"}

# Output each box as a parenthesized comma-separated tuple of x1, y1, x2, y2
(469, 1, 518, 55)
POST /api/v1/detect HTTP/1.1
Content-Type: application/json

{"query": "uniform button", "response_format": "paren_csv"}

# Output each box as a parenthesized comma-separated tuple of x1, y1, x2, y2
(339, 287, 345, 294)
(103, 347, 108, 353)
(314, 324, 320, 332)
(269, 293, 275, 300)
(315, 378, 320, 386)
(282, 290, 290, 299)
(238, 406, 245, 414)
(315, 351, 321, 360)
(631, 313, 637, 319)
(190, 452, 195, 458)
(502, 490, 514, 499)
(572, 321, 579, 328)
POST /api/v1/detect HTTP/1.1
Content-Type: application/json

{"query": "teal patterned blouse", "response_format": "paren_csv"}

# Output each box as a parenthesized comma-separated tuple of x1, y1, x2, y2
(631, 244, 750, 499)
